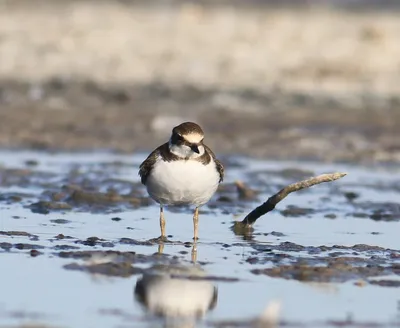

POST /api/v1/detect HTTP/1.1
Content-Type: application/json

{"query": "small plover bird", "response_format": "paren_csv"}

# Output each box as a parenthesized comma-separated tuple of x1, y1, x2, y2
(139, 122, 224, 240)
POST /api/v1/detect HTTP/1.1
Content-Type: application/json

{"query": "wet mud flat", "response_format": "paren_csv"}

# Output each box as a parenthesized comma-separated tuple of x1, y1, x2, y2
(1, 79, 399, 165)
(2, 1, 400, 164)
(0, 151, 399, 328)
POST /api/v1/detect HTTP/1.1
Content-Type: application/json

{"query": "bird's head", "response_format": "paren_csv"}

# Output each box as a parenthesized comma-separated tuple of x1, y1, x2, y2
(169, 122, 205, 159)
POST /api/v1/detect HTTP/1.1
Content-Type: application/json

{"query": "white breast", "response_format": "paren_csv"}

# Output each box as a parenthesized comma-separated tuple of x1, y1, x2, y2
(146, 158, 220, 206)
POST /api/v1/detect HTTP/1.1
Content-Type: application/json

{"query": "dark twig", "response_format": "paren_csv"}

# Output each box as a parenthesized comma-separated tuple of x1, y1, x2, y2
(233, 172, 347, 233)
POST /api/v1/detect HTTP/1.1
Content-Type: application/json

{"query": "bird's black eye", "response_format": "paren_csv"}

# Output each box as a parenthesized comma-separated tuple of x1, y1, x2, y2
(171, 132, 184, 144)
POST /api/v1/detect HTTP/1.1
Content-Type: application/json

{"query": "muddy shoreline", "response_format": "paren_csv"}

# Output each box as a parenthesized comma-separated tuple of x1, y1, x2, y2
(1, 2, 400, 164)
(1, 79, 399, 165)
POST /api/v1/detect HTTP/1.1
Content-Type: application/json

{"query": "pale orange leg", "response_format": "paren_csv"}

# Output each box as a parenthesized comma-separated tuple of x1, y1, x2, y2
(160, 206, 166, 239)
(193, 207, 199, 241)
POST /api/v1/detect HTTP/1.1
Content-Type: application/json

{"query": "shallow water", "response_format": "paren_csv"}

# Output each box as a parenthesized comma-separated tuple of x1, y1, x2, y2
(0, 151, 399, 328)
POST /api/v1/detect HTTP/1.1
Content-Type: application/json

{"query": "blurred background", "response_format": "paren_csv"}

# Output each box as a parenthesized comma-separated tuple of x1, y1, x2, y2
(1, 0, 399, 163)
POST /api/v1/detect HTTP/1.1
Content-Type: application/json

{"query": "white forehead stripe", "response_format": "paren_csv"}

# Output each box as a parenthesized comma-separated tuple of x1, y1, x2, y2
(184, 133, 203, 143)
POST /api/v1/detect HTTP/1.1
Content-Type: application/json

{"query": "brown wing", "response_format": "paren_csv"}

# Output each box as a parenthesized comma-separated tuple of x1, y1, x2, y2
(139, 143, 179, 184)
(204, 145, 224, 183)
(138, 147, 160, 185)
(214, 158, 224, 183)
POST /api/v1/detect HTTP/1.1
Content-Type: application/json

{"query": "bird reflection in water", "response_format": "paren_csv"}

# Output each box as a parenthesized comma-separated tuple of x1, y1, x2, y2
(157, 243, 198, 263)
(134, 265, 218, 328)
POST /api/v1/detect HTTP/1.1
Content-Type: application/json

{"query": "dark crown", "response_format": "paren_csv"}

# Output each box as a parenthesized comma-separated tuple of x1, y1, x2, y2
(172, 122, 204, 136)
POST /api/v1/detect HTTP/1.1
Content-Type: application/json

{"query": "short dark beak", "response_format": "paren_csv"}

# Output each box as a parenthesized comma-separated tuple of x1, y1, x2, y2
(190, 145, 200, 154)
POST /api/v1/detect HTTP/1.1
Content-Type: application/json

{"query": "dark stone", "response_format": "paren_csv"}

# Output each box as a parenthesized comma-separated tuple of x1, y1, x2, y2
(29, 201, 72, 214)
(30, 249, 42, 257)
(369, 280, 400, 288)
(0, 231, 33, 237)
(0, 242, 13, 250)
(270, 231, 285, 237)
(53, 245, 80, 250)
(82, 237, 100, 246)
(14, 243, 45, 250)
(344, 191, 359, 201)
(50, 219, 71, 224)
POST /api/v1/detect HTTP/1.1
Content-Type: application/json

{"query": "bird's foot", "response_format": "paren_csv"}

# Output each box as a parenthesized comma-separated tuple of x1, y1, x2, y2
(149, 235, 169, 243)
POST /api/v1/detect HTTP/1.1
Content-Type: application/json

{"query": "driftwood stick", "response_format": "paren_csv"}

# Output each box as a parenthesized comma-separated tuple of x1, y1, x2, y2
(234, 172, 347, 230)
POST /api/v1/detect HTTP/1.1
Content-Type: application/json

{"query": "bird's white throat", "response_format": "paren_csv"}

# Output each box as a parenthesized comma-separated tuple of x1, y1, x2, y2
(168, 140, 205, 159)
